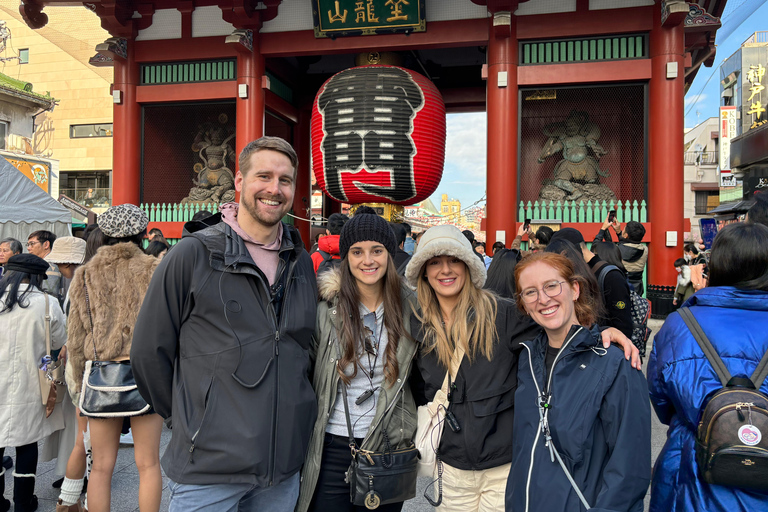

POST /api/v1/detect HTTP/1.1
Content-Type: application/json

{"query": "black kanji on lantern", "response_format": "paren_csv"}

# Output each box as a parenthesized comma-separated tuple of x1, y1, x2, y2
(317, 66, 424, 202)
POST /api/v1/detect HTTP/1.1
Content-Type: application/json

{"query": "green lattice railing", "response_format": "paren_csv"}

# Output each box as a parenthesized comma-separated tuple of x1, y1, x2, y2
(519, 199, 647, 223)
(521, 34, 646, 65)
(140, 202, 220, 222)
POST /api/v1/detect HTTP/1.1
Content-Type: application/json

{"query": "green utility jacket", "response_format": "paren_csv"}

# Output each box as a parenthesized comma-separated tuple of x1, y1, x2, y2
(296, 268, 419, 512)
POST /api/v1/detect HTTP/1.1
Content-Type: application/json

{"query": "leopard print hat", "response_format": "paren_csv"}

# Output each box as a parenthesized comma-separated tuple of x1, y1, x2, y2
(97, 203, 149, 238)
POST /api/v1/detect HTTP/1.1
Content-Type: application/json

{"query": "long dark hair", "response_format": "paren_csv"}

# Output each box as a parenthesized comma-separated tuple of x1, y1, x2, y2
(709, 223, 768, 291)
(336, 254, 410, 387)
(0, 271, 44, 313)
(484, 248, 521, 300)
(591, 242, 626, 274)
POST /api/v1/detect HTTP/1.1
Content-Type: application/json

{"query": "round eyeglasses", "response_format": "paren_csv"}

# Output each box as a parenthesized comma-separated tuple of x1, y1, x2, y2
(520, 281, 567, 303)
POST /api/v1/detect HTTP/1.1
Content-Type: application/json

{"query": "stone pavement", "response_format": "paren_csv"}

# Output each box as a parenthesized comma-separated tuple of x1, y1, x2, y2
(4, 320, 667, 511)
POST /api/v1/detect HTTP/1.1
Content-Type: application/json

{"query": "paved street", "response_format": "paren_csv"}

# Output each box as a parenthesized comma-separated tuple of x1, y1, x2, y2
(4, 320, 667, 511)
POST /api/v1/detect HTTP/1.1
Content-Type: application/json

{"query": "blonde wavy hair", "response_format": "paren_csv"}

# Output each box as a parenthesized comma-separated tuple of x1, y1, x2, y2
(414, 259, 498, 369)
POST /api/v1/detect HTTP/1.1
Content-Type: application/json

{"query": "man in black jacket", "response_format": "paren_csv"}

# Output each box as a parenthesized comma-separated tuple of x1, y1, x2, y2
(131, 137, 318, 512)
(552, 228, 633, 339)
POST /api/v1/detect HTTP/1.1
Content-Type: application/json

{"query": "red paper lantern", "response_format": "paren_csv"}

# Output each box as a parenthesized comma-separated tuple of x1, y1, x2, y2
(311, 65, 445, 205)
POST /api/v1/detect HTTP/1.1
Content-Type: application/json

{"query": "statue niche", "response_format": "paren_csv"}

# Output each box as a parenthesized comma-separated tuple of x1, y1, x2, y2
(536, 110, 616, 204)
(182, 121, 236, 205)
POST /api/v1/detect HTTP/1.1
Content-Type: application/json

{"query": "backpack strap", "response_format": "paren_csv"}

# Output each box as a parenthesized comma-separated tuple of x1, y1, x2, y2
(749, 346, 768, 390)
(594, 261, 620, 294)
(678, 307, 731, 387)
(318, 250, 331, 262)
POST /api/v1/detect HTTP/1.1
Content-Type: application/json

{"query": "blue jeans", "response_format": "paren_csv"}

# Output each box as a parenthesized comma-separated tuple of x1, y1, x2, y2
(168, 472, 300, 512)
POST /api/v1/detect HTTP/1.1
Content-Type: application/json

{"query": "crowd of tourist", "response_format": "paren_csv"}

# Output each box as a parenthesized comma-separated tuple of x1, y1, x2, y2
(1, 136, 767, 512)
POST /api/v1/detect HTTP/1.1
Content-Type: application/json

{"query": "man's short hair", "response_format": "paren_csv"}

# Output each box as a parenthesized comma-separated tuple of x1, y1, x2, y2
(390, 222, 407, 246)
(149, 228, 164, 237)
(462, 230, 475, 244)
(748, 190, 768, 228)
(624, 221, 646, 243)
(402, 222, 412, 235)
(238, 136, 298, 177)
(674, 258, 686, 267)
(28, 230, 56, 248)
(327, 213, 349, 235)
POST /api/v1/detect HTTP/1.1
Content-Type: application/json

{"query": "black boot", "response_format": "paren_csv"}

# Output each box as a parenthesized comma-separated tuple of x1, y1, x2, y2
(13, 473, 38, 512)
(0, 467, 10, 512)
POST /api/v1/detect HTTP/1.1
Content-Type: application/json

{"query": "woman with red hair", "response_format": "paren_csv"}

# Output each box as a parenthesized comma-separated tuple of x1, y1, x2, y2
(506, 252, 651, 512)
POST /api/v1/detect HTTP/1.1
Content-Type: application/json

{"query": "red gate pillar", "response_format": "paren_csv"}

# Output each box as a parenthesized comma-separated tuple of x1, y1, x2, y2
(649, 9, 685, 286)
(486, 10, 518, 249)
(293, 107, 312, 246)
(112, 41, 140, 206)
(234, 34, 266, 202)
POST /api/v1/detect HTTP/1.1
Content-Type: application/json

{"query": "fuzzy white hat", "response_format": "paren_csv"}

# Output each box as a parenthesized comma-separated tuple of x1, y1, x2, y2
(405, 224, 487, 289)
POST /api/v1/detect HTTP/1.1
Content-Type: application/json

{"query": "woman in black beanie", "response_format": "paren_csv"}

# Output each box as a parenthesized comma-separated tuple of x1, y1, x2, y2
(0, 254, 67, 512)
(297, 212, 419, 512)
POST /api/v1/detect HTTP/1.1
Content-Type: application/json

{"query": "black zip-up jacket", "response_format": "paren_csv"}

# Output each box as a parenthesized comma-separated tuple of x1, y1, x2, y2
(131, 215, 318, 487)
(588, 256, 633, 339)
(410, 299, 540, 470)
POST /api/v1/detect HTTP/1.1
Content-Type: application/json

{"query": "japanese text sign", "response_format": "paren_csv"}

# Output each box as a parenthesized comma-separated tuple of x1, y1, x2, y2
(747, 63, 767, 130)
(312, 0, 425, 38)
(719, 106, 737, 173)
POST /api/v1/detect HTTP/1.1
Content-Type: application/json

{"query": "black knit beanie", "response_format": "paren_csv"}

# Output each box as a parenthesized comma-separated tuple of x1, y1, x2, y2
(339, 213, 397, 259)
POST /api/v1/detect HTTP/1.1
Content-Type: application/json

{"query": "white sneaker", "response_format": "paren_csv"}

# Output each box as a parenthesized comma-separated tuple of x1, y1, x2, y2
(120, 430, 134, 445)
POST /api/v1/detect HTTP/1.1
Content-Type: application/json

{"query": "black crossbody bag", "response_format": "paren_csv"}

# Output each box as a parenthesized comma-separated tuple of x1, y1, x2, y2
(337, 344, 419, 509)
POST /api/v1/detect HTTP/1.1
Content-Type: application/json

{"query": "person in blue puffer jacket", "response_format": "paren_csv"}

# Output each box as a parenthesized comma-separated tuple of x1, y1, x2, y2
(506, 251, 651, 512)
(648, 222, 768, 512)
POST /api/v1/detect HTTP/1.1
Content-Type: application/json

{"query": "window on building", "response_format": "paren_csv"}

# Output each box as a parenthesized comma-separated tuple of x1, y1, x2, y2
(70, 123, 113, 138)
(695, 190, 720, 215)
(0, 122, 6, 149)
(18, 49, 29, 64)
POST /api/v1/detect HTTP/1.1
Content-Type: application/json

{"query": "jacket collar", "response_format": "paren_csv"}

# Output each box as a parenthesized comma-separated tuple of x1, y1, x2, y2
(686, 286, 768, 311)
(185, 217, 302, 272)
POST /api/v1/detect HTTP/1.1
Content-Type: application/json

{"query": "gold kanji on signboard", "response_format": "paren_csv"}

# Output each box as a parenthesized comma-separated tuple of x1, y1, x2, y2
(328, 1, 347, 23)
(386, 0, 409, 22)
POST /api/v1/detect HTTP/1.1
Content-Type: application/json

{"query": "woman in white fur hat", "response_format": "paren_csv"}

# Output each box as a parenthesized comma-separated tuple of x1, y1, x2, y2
(405, 224, 639, 512)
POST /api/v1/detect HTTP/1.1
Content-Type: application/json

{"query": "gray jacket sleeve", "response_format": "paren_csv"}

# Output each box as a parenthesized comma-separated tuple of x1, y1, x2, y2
(131, 238, 198, 420)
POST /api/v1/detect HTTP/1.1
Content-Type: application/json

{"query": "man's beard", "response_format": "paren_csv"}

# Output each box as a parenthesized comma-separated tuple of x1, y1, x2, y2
(242, 193, 288, 228)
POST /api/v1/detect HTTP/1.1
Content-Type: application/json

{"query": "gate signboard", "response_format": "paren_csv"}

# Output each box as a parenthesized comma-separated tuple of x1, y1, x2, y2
(312, 0, 425, 38)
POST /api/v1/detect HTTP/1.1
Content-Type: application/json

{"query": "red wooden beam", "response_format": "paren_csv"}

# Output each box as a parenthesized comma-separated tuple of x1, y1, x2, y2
(517, 59, 652, 86)
(134, 36, 237, 62)
(517, 6, 653, 40)
(260, 18, 489, 58)
(136, 81, 237, 103)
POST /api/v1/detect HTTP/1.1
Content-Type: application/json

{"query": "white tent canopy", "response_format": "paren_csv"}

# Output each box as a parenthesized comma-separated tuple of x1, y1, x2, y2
(0, 156, 71, 245)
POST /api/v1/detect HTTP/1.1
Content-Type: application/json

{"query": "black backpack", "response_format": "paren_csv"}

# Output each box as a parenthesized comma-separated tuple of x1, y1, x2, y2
(679, 307, 768, 492)
(317, 250, 342, 276)
(595, 262, 652, 357)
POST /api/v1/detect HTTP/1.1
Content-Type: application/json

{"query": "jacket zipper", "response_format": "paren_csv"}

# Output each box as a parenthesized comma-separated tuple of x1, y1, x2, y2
(521, 327, 583, 512)
(188, 378, 215, 462)
(268, 253, 294, 486)
(359, 348, 415, 449)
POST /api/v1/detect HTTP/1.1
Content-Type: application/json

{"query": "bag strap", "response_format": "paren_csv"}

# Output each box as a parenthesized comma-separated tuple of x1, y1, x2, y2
(594, 261, 621, 295)
(750, 344, 768, 390)
(678, 307, 731, 387)
(43, 292, 51, 357)
(82, 269, 99, 361)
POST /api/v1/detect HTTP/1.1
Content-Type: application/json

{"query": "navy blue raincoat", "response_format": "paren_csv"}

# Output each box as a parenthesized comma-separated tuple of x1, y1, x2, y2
(506, 325, 651, 512)
(647, 286, 768, 511)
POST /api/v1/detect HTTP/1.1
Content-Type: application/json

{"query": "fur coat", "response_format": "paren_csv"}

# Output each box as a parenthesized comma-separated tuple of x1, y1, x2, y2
(66, 242, 159, 395)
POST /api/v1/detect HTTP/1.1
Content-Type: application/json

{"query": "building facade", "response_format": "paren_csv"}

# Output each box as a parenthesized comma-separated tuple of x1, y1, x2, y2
(683, 117, 719, 238)
(1, 5, 113, 210)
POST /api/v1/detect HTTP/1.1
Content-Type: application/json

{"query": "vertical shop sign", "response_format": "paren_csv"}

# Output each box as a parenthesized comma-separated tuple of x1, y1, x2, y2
(747, 63, 767, 130)
(719, 106, 738, 187)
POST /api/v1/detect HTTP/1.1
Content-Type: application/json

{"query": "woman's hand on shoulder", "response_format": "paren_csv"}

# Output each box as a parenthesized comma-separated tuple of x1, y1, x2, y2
(600, 327, 641, 370)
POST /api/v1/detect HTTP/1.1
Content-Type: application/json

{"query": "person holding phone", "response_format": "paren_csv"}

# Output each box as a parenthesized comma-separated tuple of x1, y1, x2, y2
(593, 217, 648, 295)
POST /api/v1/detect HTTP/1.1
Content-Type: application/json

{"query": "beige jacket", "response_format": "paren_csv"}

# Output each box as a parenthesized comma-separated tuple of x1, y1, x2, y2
(66, 243, 159, 394)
